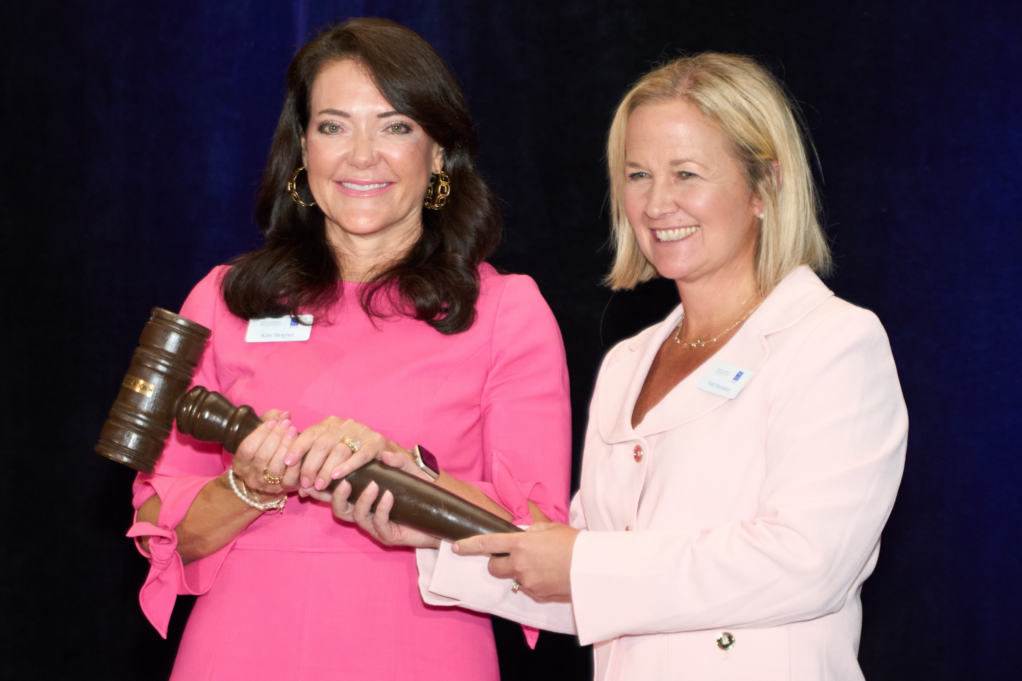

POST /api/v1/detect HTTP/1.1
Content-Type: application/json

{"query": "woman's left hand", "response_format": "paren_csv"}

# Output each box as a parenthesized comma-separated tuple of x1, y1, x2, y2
(453, 523, 580, 603)
(290, 416, 414, 502)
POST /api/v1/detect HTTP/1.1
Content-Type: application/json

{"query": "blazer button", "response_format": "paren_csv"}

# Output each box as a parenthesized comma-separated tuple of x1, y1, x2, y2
(633, 445, 644, 462)
(716, 632, 736, 651)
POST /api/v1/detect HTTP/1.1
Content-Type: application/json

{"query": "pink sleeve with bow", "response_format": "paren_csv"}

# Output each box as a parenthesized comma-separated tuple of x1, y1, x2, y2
(126, 268, 232, 638)
(473, 275, 571, 527)
(441, 275, 573, 647)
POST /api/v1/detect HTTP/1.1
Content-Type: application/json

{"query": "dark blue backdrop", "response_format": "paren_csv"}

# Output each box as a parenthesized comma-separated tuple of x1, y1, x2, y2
(2, 1, 1019, 679)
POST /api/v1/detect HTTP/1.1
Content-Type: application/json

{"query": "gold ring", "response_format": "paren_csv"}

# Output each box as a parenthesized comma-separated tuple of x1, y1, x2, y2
(342, 437, 361, 454)
(511, 580, 521, 594)
(263, 467, 284, 485)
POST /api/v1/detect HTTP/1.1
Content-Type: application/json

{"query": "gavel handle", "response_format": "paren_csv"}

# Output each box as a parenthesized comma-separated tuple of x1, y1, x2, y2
(175, 386, 523, 543)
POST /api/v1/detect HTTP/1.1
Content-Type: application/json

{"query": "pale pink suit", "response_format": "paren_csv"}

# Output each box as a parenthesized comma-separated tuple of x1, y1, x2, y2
(127, 264, 572, 680)
(418, 267, 908, 681)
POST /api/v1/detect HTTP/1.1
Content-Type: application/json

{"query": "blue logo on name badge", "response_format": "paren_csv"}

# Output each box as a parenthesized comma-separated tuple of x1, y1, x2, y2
(732, 371, 744, 382)
(290, 317, 299, 326)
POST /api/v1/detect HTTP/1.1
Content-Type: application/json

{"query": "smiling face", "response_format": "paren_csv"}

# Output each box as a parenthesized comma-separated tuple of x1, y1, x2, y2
(301, 59, 443, 266)
(623, 99, 763, 290)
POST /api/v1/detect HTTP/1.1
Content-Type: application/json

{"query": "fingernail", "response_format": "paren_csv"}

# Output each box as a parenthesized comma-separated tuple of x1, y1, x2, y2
(286, 426, 297, 440)
(368, 481, 378, 494)
(265, 420, 278, 430)
(284, 454, 298, 466)
(301, 477, 311, 488)
(451, 543, 461, 554)
(330, 467, 346, 480)
(314, 478, 326, 491)
(279, 419, 291, 430)
(279, 411, 292, 420)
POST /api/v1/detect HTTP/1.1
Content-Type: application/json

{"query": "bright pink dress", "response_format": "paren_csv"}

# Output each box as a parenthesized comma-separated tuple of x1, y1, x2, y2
(126, 263, 572, 680)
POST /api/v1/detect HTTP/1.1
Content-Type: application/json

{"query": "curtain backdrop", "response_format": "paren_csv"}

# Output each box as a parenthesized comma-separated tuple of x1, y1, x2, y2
(2, 1, 1019, 679)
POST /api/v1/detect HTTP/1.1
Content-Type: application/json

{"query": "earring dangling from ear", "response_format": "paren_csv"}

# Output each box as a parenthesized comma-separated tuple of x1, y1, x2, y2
(424, 170, 451, 210)
(287, 167, 316, 207)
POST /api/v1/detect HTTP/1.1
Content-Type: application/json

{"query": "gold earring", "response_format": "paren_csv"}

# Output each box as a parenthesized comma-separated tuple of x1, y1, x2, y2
(423, 170, 451, 210)
(287, 167, 316, 207)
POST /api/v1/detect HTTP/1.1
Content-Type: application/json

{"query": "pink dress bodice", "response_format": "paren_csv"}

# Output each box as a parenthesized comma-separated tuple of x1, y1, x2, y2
(128, 263, 572, 680)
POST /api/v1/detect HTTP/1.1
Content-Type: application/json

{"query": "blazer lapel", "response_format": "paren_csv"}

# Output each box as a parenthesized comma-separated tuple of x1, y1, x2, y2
(597, 266, 835, 441)
(597, 307, 685, 445)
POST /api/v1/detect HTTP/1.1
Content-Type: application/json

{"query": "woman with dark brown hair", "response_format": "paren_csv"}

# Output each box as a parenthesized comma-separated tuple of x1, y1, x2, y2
(127, 18, 571, 680)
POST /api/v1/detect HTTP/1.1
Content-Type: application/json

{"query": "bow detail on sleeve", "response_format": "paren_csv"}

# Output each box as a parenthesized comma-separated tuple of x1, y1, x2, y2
(482, 448, 540, 526)
(523, 625, 541, 649)
(127, 474, 233, 639)
(482, 451, 545, 649)
(126, 521, 184, 638)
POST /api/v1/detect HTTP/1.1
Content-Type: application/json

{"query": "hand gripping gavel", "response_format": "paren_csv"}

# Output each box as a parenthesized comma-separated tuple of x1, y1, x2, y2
(96, 308, 521, 542)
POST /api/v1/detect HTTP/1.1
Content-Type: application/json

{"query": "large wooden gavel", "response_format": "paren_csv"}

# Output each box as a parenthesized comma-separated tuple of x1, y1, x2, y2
(96, 308, 521, 541)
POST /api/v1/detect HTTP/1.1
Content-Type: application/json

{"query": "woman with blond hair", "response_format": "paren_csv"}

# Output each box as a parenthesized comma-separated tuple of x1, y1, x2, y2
(337, 52, 908, 680)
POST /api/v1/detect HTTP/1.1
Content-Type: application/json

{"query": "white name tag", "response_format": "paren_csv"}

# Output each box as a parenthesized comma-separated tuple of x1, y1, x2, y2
(245, 315, 313, 343)
(697, 361, 753, 400)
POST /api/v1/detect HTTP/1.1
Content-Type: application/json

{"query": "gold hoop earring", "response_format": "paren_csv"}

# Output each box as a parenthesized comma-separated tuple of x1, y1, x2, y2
(423, 170, 451, 210)
(287, 167, 316, 207)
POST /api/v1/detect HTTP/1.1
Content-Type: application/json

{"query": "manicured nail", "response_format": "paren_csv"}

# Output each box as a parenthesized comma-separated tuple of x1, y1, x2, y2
(367, 481, 378, 494)
(279, 411, 292, 420)
(452, 543, 461, 554)
(314, 478, 326, 491)
(279, 419, 291, 430)
(284, 453, 298, 466)
(301, 477, 311, 488)
(286, 426, 297, 440)
(265, 420, 278, 430)
(331, 467, 345, 480)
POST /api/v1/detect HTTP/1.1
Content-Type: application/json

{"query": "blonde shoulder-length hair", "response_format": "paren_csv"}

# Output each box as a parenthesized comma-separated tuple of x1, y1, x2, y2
(605, 53, 832, 293)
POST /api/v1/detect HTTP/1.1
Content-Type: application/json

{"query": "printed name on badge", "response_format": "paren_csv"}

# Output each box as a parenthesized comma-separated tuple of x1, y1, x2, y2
(245, 315, 314, 343)
(696, 361, 753, 400)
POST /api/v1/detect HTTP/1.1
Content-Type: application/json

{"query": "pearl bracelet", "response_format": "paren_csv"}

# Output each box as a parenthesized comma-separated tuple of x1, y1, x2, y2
(227, 468, 287, 513)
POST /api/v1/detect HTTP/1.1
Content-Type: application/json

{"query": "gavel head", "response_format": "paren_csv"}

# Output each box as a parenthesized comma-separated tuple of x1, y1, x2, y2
(95, 308, 211, 474)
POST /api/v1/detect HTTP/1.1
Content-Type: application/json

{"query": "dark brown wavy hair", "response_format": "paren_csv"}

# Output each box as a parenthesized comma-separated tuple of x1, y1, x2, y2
(222, 18, 502, 334)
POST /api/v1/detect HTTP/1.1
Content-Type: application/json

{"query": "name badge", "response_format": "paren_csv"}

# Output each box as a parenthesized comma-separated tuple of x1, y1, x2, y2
(245, 315, 313, 343)
(697, 361, 753, 400)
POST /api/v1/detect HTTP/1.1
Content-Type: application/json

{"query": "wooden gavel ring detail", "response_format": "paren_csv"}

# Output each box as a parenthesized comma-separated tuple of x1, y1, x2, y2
(96, 308, 521, 542)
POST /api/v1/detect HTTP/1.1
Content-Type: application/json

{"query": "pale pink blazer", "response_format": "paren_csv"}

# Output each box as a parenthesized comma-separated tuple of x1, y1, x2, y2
(417, 266, 908, 681)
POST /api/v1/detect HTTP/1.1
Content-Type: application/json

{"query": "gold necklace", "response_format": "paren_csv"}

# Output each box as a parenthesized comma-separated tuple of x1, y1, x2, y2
(673, 295, 761, 349)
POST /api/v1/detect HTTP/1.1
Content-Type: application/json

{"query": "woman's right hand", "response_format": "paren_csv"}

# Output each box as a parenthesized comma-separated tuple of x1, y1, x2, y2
(230, 410, 300, 500)
(285, 416, 408, 502)
(136, 409, 297, 559)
